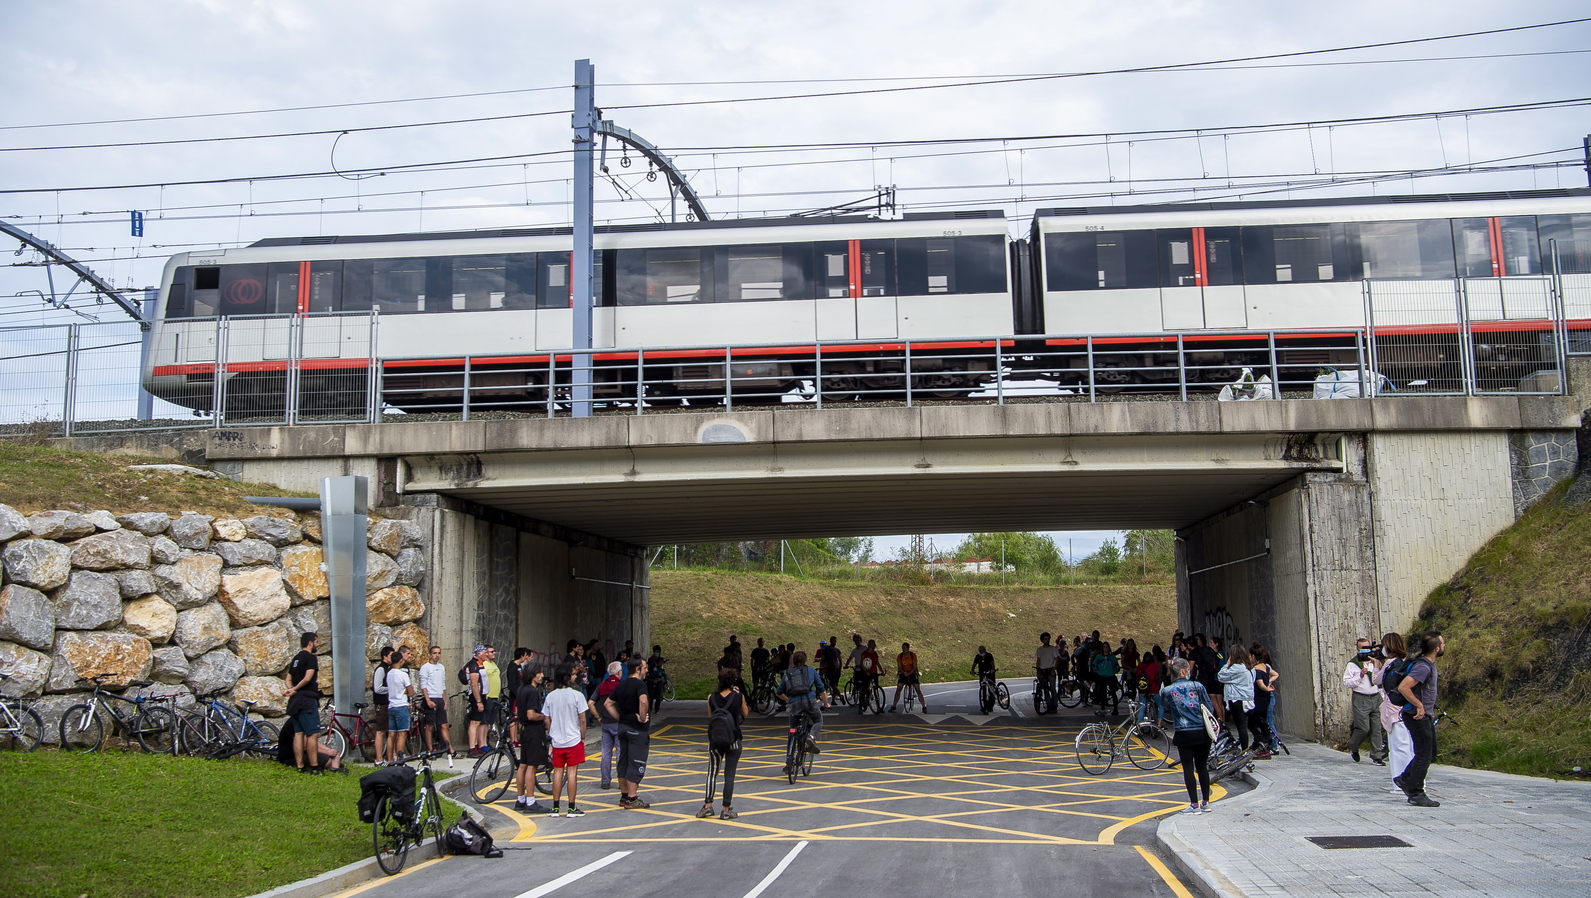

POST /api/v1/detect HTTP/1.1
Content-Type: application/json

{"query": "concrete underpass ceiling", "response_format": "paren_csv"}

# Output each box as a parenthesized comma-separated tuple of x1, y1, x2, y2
(428, 468, 1301, 545)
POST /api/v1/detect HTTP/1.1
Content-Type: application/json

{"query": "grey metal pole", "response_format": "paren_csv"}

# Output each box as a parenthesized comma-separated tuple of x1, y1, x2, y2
(137, 290, 157, 421)
(319, 476, 368, 716)
(62, 325, 79, 437)
(571, 59, 596, 418)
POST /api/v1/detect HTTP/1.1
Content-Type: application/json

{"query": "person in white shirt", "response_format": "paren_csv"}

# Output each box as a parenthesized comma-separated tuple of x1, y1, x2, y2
(385, 647, 416, 761)
(1034, 632, 1061, 714)
(1343, 638, 1387, 765)
(371, 646, 393, 763)
(542, 662, 591, 818)
(417, 646, 452, 755)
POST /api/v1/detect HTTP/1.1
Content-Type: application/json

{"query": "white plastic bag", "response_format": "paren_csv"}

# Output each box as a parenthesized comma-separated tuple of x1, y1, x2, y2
(1217, 367, 1274, 401)
(1312, 368, 1390, 399)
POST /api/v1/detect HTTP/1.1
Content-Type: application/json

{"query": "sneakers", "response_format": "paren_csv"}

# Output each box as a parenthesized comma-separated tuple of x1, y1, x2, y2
(1407, 793, 1441, 808)
(1253, 750, 1273, 760)
(805, 736, 821, 755)
(1351, 749, 1361, 762)
(565, 806, 586, 817)
(619, 796, 650, 810)
(1180, 803, 1202, 815)
(887, 705, 896, 712)
(599, 782, 612, 790)
(526, 802, 552, 815)
(546, 805, 561, 818)
(1392, 774, 1407, 794)
(1198, 800, 1211, 812)
(696, 804, 716, 818)
(719, 807, 738, 820)
(1372, 757, 1387, 766)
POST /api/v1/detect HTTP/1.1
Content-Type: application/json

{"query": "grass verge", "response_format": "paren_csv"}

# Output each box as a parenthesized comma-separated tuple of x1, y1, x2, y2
(0, 752, 368, 898)
(0, 443, 314, 517)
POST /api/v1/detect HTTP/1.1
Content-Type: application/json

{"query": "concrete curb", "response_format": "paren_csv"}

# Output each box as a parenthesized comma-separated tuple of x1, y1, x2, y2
(1156, 764, 1271, 898)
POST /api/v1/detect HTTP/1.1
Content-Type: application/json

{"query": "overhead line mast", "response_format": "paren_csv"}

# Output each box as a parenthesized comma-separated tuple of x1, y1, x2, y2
(0, 220, 146, 325)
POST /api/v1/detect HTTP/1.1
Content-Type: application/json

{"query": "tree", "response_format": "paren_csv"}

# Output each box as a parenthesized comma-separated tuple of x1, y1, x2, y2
(1123, 529, 1175, 577)
(822, 537, 874, 562)
(1088, 538, 1122, 575)
(951, 532, 1063, 574)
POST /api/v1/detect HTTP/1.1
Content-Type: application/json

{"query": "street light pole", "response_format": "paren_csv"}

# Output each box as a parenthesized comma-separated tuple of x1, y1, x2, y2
(571, 59, 596, 418)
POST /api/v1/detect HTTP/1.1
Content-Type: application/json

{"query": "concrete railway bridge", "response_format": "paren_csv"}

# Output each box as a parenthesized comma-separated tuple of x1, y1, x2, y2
(91, 391, 1585, 742)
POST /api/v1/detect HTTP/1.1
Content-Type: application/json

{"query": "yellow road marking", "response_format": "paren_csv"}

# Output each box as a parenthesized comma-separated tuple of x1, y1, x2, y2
(322, 856, 449, 898)
(1135, 844, 1197, 898)
(494, 801, 540, 841)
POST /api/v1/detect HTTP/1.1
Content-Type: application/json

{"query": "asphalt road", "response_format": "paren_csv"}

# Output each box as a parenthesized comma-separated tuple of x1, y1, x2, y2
(339, 684, 1219, 898)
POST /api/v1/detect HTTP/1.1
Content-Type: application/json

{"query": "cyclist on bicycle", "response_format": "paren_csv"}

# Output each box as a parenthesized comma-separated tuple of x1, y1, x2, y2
(1035, 632, 1060, 714)
(777, 651, 829, 757)
(889, 642, 927, 713)
(750, 638, 771, 689)
(971, 646, 996, 682)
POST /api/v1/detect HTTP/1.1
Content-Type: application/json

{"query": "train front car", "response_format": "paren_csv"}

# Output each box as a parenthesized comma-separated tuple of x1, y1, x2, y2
(141, 211, 1016, 415)
(1029, 189, 1591, 394)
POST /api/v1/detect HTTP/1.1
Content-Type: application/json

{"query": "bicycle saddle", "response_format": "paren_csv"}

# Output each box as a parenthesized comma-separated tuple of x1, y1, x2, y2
(239, 699, 257, 706)
(354, 702, 368, 711)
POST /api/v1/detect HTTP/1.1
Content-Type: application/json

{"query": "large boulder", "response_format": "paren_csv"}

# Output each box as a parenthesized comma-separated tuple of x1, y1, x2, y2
(150, 646, 190, 684)
(51, 570, 122, 630)
(365, 550, 400, 592)
(232, 675, 287, 717)
(115, 512, 171, 536)
(367, 519, 405, 556)
(214, 538, 278, 568)
(173, 603, 231, 658)
(3, 539, 73, 590)
(394, 548, 427, 587)
(291, 602, 332, 655)
(212, 519, 247, 542)
(153, 553, 223, 609)
(169, 514, 214, 550)
(0, 584, 55, 650)
(300, 514, 322, 543)
(116, 569, 159, 599)
(185, 648, 245, 696)
(47, 631, 153, 692)
(230, 621, 294, 676)
(122, 595, 178, 644)
(30, 695, 80, 745)
(0, 642, 52, 696)
(27, 510, 95, 540)
(391, 622, 431, 659)
(149, 535, 182, 564)
(0, 503, 30, 542)
(85, 510, 121, 532)
(366, 621, 394, 661)
(217, 568, 290, 628)
(244, 515, 302, 547)
(280, 545, 328, 605)
(69, 528, 151, 571)
(366, 586, 425, 625)
(398, 520, 425, 549)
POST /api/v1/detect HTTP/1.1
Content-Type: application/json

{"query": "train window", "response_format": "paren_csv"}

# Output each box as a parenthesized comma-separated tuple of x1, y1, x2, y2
(448, 254, 535, 312)
(1499, 217, 1541, 275)
(1452, 219, 1493, 277)
(926, 238, 954, 293)
(953, 235, 1005, 294)
(190, 266, 220, 317)
(1351, 220, 1455, 279)
(816, 241, 849, 297)
(898, 235, 1004, 295)
(861, 239, 895, 296)
(719, 244, 811, 302)
(1242, 224, 1348, 284)
(1204, 227, 1242, 286)
(538, 253, 571, 308)
(1538, 213, 1591, 273)
(1044, 231, 1158, 291)
(165, 277, 190, 319)
(615, 247, 711, 305)
(1158, 230, 1196, 287)
(266, 262, 300, 315)
(308, 261, 342, 313)
(342, 257, 427, 314)
(218, 264, 270, 317)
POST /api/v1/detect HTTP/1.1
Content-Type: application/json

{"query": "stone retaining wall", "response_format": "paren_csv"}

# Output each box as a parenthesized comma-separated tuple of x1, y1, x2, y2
(0, 502, 428, 743)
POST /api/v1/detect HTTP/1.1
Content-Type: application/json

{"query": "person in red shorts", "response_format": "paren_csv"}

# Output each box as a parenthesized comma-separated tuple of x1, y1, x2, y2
(542, 662, 590, 818)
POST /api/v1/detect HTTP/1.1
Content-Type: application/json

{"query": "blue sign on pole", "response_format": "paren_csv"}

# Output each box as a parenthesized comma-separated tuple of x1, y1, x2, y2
(130, 210, 144, 237)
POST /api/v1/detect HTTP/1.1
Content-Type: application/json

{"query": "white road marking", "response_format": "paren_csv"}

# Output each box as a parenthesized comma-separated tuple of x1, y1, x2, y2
(511, 851, 632, 898)
(740, 841, 809, 898)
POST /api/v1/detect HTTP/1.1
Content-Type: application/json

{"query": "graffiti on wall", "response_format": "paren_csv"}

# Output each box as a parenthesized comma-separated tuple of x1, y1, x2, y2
(1203, 607, 1241, 649)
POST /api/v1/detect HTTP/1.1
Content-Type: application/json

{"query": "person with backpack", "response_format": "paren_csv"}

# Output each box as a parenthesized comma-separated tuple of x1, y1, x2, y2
(371, 646, 394, 764)
(697, 669, 749, 820)
(1135, 646, 1165, 724)
(592, 661, 623, 790)
(1392, 632, 1444, 808)
(1091, 640, 1122, 714)
(1372, 632, 1412, 790)
(778, 650, 830, 757)
(889, 642, 927, 713)
(460, 645, 489, 756)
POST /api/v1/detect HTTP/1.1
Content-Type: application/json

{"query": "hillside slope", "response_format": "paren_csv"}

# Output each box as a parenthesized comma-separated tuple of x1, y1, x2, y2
(1415, 473, 1591, 778)
(648, 570, 1177, 697)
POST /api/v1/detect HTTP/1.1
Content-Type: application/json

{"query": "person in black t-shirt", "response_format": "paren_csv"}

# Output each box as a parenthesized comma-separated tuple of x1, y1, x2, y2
(750, 638, 772, 688)
(971, 646, 996, 681)
(514, 662, 552, 813)
(283, 632, 323, 773)
(506, 648, 531, 744)
(604, 658, 652, 809)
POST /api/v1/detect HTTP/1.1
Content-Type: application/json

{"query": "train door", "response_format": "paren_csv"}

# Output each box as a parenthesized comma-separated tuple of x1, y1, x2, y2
(1158, 228, 1247, 330)
(857, 241, 898, 338)
(815, 242, 856, 340)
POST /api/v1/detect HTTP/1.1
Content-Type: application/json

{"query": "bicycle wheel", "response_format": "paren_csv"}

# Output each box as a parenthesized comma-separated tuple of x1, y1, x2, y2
(174, 711, 209, 756)
(995, 683, 1011, 710)
(1058, 679, 1083, 708)
(662, 680, 676, 702)
(1074, 723, 1113, 775)
(1126, 723, 1171, 770)
(870, 683, 884, 714)
(423, 790, 446, 848)
(372, 795, 411, 875)
(322, 725, 349, 761)
(59, 705, 104, 753)
(133, 707, 176, 754)
(357, 718, 379, 762)
(246, 721, 280, 759)
(801, 745, 814, 777)
(469, 747, 515, 804)
(0, 706, 43, 751)
(536, 765, 553, 795)
(978, 682, 994, 715)
(1211, 749, 1255, 785)
(748, 686, 771, 715)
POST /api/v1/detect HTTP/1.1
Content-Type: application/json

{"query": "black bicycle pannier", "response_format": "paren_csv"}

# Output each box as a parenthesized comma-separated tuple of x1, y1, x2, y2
(358, 765, 416, 823)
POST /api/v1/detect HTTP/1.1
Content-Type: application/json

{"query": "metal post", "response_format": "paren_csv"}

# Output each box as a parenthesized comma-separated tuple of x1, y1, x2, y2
(1362, 281, 1380, 395)
(62, 325, 80, 437)
(636, 348, 645, 415)
(995, 341, 1004, 405)
(368, 311, 383, 424)
(1456, 279, 1477, 395)
(285, 316, 301, 427)
(1176, 334, 1188, 402)
(1267, 331, 1280, 398)
(571, 59, 596, 418)
(320, 477, 368, 716)
(212, 318, 229, 427)
(723, 346, 734, 411)
(1550, 239, 1569, 392)
(1086, 336, 1096, 402)
(137, 291, 157, 421)
(461, 356, 472, 422)
(547, 355, 557, 418)
(815, 343, 823, 410)
(904, 341, 913, 408)
(1353, 330, 1368, 398)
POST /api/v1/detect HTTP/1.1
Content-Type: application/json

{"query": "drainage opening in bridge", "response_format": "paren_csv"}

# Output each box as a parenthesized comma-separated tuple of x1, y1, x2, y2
(1304, 836, 1413, 850)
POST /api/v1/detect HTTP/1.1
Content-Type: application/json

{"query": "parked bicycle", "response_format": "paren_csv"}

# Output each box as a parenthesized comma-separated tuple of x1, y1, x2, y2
(1073, 699, 1172, 774)
(977, 669, 1012, 715)
(373, 749, 449, 875)
(1207, 724, 1258, 785)
(748, 671, 780, 715)
(320, 696, 378, 763)
(782, 709, 818, 784)
(180, 690, 279, 760)
(59, 675, 175, 753)
(847, 673, 885, 714)
(0, 674, 43, 751)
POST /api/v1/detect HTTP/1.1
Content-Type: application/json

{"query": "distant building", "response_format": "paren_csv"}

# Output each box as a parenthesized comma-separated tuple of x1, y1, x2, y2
(862, 557, 1007, 573)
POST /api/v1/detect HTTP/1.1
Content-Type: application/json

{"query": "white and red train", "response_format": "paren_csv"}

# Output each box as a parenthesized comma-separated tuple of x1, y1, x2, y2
(143, 188, 1591, 411)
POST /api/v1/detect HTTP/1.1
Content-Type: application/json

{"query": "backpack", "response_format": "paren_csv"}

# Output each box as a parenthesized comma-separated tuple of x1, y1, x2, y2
(443, 814, 501, 857)
(707, 694, 738, 752)
(785, 667, 814, 697)
(1135, 669, 1152, 693)
(358, 765, 416, 824)
(457, 661, 475, 687)
(1382, 658, 1417, 704)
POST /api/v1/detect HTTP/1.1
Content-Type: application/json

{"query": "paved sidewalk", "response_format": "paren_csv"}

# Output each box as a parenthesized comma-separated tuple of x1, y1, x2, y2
(1159, 740, 1591, 898)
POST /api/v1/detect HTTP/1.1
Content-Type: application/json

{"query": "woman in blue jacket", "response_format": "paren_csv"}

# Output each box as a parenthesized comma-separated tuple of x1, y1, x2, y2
(1161, 657, 1218, 814)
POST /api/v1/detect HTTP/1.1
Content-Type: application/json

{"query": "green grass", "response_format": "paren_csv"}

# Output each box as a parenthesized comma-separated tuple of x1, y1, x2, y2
(1414, 475, 1591, 780)
(0, 752, 370, 898)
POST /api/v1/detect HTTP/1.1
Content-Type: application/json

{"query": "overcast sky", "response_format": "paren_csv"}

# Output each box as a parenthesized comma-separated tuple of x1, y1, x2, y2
(3, 2, 1589, 549)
